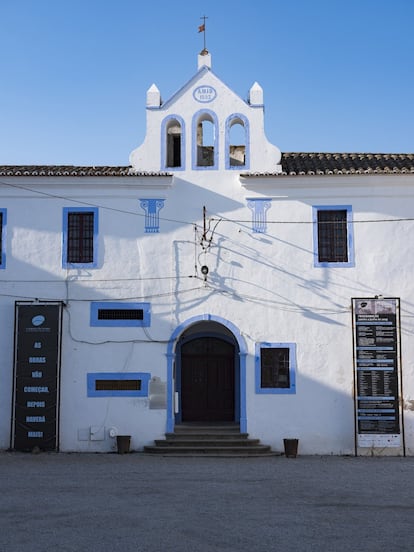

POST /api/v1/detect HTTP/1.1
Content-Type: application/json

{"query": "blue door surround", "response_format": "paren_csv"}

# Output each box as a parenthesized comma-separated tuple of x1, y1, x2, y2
(166, 315, 247, 433)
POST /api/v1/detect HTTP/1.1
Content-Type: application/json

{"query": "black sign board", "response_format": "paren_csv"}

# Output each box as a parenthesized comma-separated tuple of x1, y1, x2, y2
(353, 298, 401, 447)
(12, 303, 62, 451)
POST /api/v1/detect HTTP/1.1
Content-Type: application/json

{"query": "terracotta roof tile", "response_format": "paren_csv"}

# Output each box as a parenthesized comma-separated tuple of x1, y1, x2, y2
(255, 152, 414, 176)
(0, 153, 413, 178)
(0, 166, 171, 177)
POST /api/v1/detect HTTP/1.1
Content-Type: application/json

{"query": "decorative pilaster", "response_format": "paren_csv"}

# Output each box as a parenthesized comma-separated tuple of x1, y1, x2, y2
(139, 199, 165, 233)
(247, 198, 272, 233)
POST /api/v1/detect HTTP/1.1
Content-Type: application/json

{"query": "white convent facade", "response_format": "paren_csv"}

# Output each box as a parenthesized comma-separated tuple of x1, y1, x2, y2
(1, 51, 414, 455)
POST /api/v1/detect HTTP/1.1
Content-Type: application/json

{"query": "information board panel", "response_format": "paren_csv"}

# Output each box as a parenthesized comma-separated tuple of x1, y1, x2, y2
(353, 298, 402, 448)
(12, 302, 62, 451)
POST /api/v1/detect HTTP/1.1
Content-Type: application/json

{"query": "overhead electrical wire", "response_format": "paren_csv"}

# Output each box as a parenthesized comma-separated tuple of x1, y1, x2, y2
(1, 178, 414, 226)
(0, 178, 197, 228)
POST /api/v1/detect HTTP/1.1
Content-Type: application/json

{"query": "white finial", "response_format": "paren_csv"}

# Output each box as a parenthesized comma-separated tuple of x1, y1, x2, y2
(146, 84, 161, 107)
(249, 82, 263, 106)
(198, 50, 211, 69)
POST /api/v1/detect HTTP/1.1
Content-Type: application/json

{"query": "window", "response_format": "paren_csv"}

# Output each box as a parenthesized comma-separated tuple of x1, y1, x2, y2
(313, 205, 355, 267)
(225, 114, 250, 169)
(162, 115, 185, 170)
(90, 302, 151, 327)
(255, 342, 296, 394)
(192, 110, 219, 170)
(62, 208, 98, 268)
(0, 209, 7, 269)
(87, 372, 151, 397)
(167, 120, 182, 167)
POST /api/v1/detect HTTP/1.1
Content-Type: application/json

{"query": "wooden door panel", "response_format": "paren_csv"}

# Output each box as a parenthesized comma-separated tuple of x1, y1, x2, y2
(181, 355, 208, 420)
(181, 337, 235, 422)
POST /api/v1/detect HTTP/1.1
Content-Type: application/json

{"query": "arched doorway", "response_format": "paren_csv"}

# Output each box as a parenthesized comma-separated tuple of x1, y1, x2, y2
(174, 321, 240, 425)
(181, 336, 235, 422)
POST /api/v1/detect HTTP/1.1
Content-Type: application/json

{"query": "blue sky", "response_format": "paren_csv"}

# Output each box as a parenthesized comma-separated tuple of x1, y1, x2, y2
(1, 0, 413, 165)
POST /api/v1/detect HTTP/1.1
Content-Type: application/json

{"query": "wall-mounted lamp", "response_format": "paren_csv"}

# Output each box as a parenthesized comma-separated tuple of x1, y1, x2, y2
(201, 265, 209, 280)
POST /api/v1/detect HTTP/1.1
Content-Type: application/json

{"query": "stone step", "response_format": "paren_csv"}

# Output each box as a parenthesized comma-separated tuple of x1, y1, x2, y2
(154, 438, 261, 447)
(173, 424, 241, 433)
(165, 433, 250, 441)
(144, 444, 275, 456)
(144, 423, 277, 457)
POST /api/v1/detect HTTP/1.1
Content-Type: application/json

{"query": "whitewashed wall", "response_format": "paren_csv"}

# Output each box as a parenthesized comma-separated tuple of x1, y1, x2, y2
(0, 171, 413, 454)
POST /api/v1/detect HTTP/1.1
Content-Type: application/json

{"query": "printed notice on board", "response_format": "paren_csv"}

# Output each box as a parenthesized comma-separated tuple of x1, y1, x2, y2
(13, 303, 62, 452)
(353, 298, 401, 448)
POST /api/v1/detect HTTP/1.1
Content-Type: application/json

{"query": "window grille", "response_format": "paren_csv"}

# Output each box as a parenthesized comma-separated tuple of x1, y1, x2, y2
(90, 302, 150, 327)
(87, 372, 151, 397)
(317, 209, 348, 262)
(95, 379, 142, 392)
(67, 212, 94, 263)
(97, 309, 144, 321)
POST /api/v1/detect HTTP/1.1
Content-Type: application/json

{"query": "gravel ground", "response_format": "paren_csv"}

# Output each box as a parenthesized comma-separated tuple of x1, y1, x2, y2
(1, 452, 414, 551)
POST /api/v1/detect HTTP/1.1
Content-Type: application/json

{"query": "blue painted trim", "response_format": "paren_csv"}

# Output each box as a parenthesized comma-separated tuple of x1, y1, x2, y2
(191, 109, 219, 170)
(247, 198, 272, 233)
(255, 342, 297, 394)
(161, 115, 186, 171)
(87, 372, 151, 397)
(166, 315, 248, 433)
(90, 302, 151, 327)
(62, 207, 98, 268)
(0, 209, 7, 269)
(174, 331, 240, 425)
(225, 113, 250, 170)
(312, 205, 355, 268)
(139, 199, 165, 233)
(158, 66, 210, 111)
(159, 66, 249, 111)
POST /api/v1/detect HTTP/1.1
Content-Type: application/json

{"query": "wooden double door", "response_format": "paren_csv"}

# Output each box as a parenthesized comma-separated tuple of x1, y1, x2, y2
(181, 336, 235, 422)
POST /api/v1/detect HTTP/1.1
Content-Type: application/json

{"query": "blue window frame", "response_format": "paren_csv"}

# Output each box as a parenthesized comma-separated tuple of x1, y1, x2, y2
(312, 205, 355, 267)
(255, 342, 296, 394)
(62, 207, 98, 268)
(0, 209, 7, 269)
(90, 302, 151, 327)
(87, 372, 151, 397)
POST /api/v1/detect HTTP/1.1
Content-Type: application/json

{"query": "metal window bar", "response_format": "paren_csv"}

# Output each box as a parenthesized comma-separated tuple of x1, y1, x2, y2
(317, 210, 348, 262)
(95, 379, 142, 391)
(97, 309, 144, 320)
(67, 212, 94, 263)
